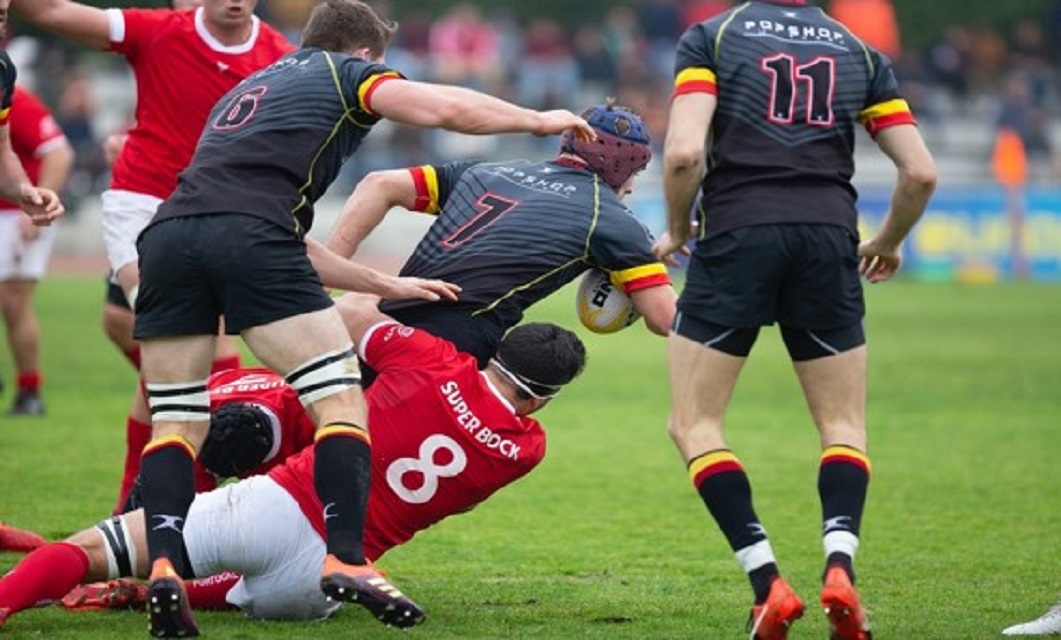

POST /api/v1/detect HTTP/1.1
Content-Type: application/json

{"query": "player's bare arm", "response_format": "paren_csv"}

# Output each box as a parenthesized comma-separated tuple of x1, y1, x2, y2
(328, 169, 419, 258)
(859, 124, 938, 283)
(658, 92, 715, 260)
(369, 79, 595, 141)
(629, 285, 679, 336)
(11, 0, 110, 50)
(0, 126, 64, 225)
(305, 237, 461, 301)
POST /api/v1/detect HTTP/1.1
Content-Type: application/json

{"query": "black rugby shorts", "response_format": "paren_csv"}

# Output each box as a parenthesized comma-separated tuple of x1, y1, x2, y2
(134, 214, 333, 339)
(677, 223, 865, 330)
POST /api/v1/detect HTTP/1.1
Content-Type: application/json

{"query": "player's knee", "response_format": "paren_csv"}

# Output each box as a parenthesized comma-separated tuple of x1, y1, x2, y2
(672, 311, 759, 357)
(780, 323, 865, 361)
(285, 348, 361, 406)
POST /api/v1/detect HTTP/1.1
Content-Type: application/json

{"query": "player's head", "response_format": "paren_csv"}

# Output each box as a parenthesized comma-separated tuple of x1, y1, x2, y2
(560, 100, 652, 195)
(490, 323, 587, 414)
(199, 402, 277, 478)
(302, 0, 397, 61)
(201, 0, 257, 29)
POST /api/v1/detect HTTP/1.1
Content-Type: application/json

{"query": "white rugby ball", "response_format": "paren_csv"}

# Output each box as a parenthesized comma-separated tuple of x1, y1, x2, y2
(575, 268, 641, 334)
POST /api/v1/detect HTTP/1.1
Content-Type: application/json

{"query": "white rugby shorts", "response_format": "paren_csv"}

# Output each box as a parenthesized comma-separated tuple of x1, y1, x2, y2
(101, 189, 163, 274)
(0, 211, 59, 280)
(184, 475, 340, 621)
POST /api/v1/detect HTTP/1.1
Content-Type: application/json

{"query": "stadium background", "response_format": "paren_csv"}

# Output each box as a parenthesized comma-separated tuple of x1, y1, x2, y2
(7, 0, 1061, 281)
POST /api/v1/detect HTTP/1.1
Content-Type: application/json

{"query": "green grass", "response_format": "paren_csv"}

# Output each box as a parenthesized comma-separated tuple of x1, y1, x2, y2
(1, 277, 1059, 639)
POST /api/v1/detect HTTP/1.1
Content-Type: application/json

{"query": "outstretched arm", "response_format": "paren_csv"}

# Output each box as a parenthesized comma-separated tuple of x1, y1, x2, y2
(327, 169, 419, 258)
(11, 0, 112, 51)
(369, 79, 594, 140)
(305, 237, 460, 301)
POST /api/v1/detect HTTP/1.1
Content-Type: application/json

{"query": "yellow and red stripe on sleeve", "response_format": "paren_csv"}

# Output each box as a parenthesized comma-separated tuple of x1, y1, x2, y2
(611, 263, 671, 294)
(673, 67, 718, 99)
(407, 165, 441, 214)
(0, 106, 10, 126)
(689, 450, 744, 487)
(858, 98, 916, 136)
(357, 71, 402, 115)
(820, 445, 871, 474)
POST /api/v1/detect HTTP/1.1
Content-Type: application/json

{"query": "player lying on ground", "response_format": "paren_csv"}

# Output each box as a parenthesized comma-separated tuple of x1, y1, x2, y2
(0, 295, 586, 630)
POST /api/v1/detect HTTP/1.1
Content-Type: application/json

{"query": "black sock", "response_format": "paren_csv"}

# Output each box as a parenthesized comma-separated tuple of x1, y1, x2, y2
(689, 450, 777, 603)
(141, 436, 197, 578)
(314, 424, 371, 565)
(819, 446, 871, 585)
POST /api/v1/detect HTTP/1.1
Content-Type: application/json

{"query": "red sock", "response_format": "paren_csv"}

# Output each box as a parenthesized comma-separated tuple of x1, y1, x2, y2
(16, 372, 41, 394)
(0, 542, 89, 614)
(114, 416, 153, 515)
(125, 345, 141, 369)
(185, 571, 240, 610)
(210, 354, 241, 375)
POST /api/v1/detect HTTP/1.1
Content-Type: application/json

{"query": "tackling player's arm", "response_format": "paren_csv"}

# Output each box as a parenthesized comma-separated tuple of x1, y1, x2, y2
(367, 79, 594, 140)
(305, 237, 461, 302)
(10, 0, 111, 50)
(327, 169, 418, 258)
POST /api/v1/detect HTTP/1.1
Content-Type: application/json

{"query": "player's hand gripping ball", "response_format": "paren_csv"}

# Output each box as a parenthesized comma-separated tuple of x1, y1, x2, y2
(575, 268, 641, 334)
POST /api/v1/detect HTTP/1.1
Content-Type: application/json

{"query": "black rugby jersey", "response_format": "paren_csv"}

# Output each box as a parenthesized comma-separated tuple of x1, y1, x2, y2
(0, 51, 16, 124)
(380, 159, 669, 330)
(150, 47, 401, 237)
(673, 0, 915, 237)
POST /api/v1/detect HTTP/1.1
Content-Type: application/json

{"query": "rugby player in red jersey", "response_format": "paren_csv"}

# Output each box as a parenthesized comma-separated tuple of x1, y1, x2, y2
(10, 0, 294, 514)
(0, 85, 74, 415)
(0, 295, 586, 631)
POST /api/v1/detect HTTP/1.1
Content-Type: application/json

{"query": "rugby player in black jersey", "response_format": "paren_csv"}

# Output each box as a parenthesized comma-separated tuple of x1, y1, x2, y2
(653, 1, 937, 638)
(326, 102, 678, 373)
(129, 0, 593, 636)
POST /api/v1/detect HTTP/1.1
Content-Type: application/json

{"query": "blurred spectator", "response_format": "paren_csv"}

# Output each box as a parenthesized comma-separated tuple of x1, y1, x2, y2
(516, 18, 578, 110)
(386, 8, 431, 80)
(996, 71, 1055, 181)
(428, 3, 503, 91)
(827, 0, 901, 59)
(1007, 19, 1052, 108)
(636, 0, 682, 79)
(265, 0, 314, 44)
(926, 25, 972, 101)
(965, 23, 1009, 100)
(572, 24, 618, 99)
(603, 6, 650, 87)
(54, 69, 105, 213)
(682, 0, 733, 30)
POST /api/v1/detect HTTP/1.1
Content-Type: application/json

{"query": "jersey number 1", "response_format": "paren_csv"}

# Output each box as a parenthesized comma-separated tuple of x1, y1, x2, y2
(761, 54, 835, 127)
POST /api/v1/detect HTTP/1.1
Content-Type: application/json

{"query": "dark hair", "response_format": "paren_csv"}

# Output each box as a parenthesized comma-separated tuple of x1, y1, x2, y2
(301, 0, 397, 58)
(495, 323, 587, 400)
(199, 403, 275, 478)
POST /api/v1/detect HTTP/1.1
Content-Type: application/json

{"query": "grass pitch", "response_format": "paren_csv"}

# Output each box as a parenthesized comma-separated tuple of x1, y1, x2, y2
(1, 276, 1059, 639)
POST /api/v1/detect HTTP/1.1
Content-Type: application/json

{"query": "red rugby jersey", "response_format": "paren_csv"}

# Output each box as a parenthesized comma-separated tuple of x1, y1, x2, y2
(106, 7, 292, 199)
(269, 323, 547, 560)
(0, 86, 67, 210)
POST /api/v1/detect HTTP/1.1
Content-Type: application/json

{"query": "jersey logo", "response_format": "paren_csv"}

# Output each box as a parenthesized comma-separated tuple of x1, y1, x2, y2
(151, 514, 185, 533)
(216, 61, 230, 73)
